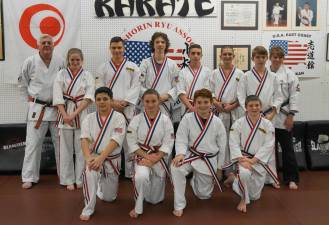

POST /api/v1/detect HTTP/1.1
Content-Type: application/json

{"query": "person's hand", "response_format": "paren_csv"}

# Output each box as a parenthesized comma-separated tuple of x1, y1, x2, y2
(239, 161, 252, 170)
(213, 101, 224, 113)
(138, 158, 154, 167)
(89, 155, 105, 171)
(223, 103, 235, 113)
(172, 154, 185, 167)
(147, 153, 161, 163)
(159, 94, 169, 103)
(284, 115, 294, 131)
(265, 111, 275, 121)
(27, 96, 34, 102)
(63, 114, 74, 126)
(112, 100, 125, 112)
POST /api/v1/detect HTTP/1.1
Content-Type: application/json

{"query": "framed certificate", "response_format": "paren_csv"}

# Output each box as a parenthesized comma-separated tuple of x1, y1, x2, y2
(213, 45, 251, 72)
(0, 0, 4, 60)
(221, 1, 258, 30)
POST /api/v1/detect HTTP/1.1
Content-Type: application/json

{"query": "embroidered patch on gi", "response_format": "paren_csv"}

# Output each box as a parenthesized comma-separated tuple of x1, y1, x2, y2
(127, 130, 132, 133)
(126, 67, 135, 72)
(236, 77, 240, 81)
(229, 128, 234, 131)
(32, 112, 36, 118)
(140, 73, 145, 77)
(114, 128, 123, 133)
(258, 127, 267, 134)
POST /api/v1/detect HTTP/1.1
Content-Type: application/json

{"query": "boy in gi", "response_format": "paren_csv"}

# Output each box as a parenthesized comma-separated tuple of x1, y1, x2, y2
(237, 46, 282, 188)
(177, 43, 211, 116)
(95, 36, 141, 178)
(227, 95, 277, 213)
(171, 88, 226, 217)
(79, 87, 126, 221)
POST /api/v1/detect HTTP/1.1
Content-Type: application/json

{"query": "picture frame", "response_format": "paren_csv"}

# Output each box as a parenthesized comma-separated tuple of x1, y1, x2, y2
(263, 0, 292, 30)
(213, 45, 251, 72)
(326, 33, 329, 62)
(292, 0, 320, 30)
(0, 0, 4, 61)
(221, 1, 258, 30)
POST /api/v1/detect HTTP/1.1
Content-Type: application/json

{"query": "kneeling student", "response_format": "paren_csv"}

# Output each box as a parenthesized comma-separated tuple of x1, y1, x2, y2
(79, 87, 126, 221)
(127, 89, 174, 218)
(226, 95, 278, 213)
(171, 88, 226, 217)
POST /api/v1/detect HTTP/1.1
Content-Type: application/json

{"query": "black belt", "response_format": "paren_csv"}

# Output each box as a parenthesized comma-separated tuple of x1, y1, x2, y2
(32, 98, 53, 107)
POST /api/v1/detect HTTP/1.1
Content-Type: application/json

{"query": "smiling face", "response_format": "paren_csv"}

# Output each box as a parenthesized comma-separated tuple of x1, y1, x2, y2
(68, 53, 83, 72)
(246, 100, 262, 117)
(270, 53, 284, 70)
(194, 96, 212, 115)
(95, 92, 112, 113)
(110, 41, 125, 60)
(143, 93, 160, 113)
(220, 48, 235, 66)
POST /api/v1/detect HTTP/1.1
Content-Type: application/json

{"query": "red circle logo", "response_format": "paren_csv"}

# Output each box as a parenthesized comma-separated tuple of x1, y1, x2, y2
(19, 4, 65, 49)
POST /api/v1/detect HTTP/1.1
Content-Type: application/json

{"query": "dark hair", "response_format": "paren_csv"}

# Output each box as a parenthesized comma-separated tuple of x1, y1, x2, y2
(142, 89, 160, 100)
(110, 36, 124, 45)
(252, 46, 268, 58)
(245, 95, 262, 107)
(95, 87, 113, 99)
(149, 32, 170, 54)
(193, 88, 213, 103)
(220, 45, 234, 55)
(189, 43, 202, 53)
(269, 46, 285, 58)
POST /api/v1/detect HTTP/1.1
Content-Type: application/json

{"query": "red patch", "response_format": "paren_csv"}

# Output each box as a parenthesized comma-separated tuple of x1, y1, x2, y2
(115, 128, 123, 133)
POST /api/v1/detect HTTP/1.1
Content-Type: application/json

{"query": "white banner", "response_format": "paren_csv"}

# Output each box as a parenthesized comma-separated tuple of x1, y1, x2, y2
(2, 0, 81, 83)
(263, 32, 325, 77)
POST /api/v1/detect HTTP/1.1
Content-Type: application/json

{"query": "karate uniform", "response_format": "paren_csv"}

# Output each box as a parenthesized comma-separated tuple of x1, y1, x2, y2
(229, 115, 276, 204)
(95, 58, 141, 178)
(139, 56, 179, 117)
(272, 5, 284, 25)
(210, 66, 244, 169)
(127, 111, 174, 215)
(53, 67, 95, 186)
(273, 65, 300, 183)
(177, 65, 211, 116)
(18, 53, 65, 183)
(171, 112, 226, 211)
(299, 9, 313, 26)
(80, 110, 126, 217)
(237, 67, 283, 184)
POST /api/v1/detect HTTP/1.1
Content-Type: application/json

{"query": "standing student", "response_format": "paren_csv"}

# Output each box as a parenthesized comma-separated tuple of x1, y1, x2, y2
(227, 95, 277, 213)
(127, 89, 174, 218)
(80, 87, 126, 221)
(237, 46, 283, 188)
(210, 46, 244, 183)
(18, 34, 65, 189)
(53, 48, 95, 190)
(171, 89, 226, 217)
(177, 43, 211, 116)
(95, 36, 141, 178)
(269, 46, 300, 190)
(139, 32, 179, 118)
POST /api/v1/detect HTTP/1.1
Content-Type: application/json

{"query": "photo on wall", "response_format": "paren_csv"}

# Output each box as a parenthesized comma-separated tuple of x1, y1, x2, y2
(263, 0, 292, 30)
(213, 45, 251, 72)
(293, 0, 320, 30)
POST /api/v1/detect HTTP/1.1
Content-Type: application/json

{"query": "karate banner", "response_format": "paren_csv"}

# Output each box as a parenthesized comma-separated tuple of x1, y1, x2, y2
(263, 32, 325, 77)
(2, 0, 81, 83)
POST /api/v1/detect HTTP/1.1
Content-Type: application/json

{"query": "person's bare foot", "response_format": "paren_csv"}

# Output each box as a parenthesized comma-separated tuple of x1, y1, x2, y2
(289, 181, 298, 190)
(22, 182, 32, 189)
(129, 209, 139, 218)
(79, 214, 90, 221)
(67, 184, 75, 191)
(224, 173, 235, 187)
(76, 183, 83, 189)
(272, 183, 280, 189)
(237, 199, 247, 213)
(173, 209, 183, 217)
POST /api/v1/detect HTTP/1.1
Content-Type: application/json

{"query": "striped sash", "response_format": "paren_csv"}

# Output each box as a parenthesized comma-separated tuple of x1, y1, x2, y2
(252, 67, 268, 97)
(180, 112, 223, 192)
(244, 115, 262, 153)
(217, 66, 236, 102)
(186, 65, 202, 100)
(108, 58, 127, 89)
(93, 110, 115, 154)
(151, 57, 167, 89)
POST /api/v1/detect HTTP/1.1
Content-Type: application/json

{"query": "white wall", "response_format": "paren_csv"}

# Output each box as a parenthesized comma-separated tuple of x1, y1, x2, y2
(0, 0, 328, 124)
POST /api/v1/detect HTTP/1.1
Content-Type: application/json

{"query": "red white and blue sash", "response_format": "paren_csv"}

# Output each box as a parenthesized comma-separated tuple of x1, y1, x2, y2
(244, 115, 262, 153)
(252, 67, 268, 97)
(93, 110, 115, 154)
(151, 57, 167, 89)
(56, 67, 85, 128)
(217, 66, 236, 102)
(180, 112, 223, 192)
(186, 65, 203, 100)
(108, 58, 127, 89)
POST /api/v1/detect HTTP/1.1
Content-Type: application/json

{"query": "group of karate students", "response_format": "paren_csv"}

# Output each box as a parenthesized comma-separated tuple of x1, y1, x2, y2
(17, 31, 300, 220)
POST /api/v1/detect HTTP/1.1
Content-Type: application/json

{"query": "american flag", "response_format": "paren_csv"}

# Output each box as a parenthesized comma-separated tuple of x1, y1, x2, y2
(269, 40, 308, 68)
(124, 40, 187, 67)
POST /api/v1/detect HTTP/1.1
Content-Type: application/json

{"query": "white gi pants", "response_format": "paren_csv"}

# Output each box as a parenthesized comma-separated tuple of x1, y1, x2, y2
(264, 150, 278, 185)
(171, 163, 214, 210)
(133, 162, 166, 214)
(22, 121, 59, 183)
(81, 159, 120, 217)
(59, 129, 85, 186)
(123, 138, 134, 178)
(232, 165, 266, 204)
